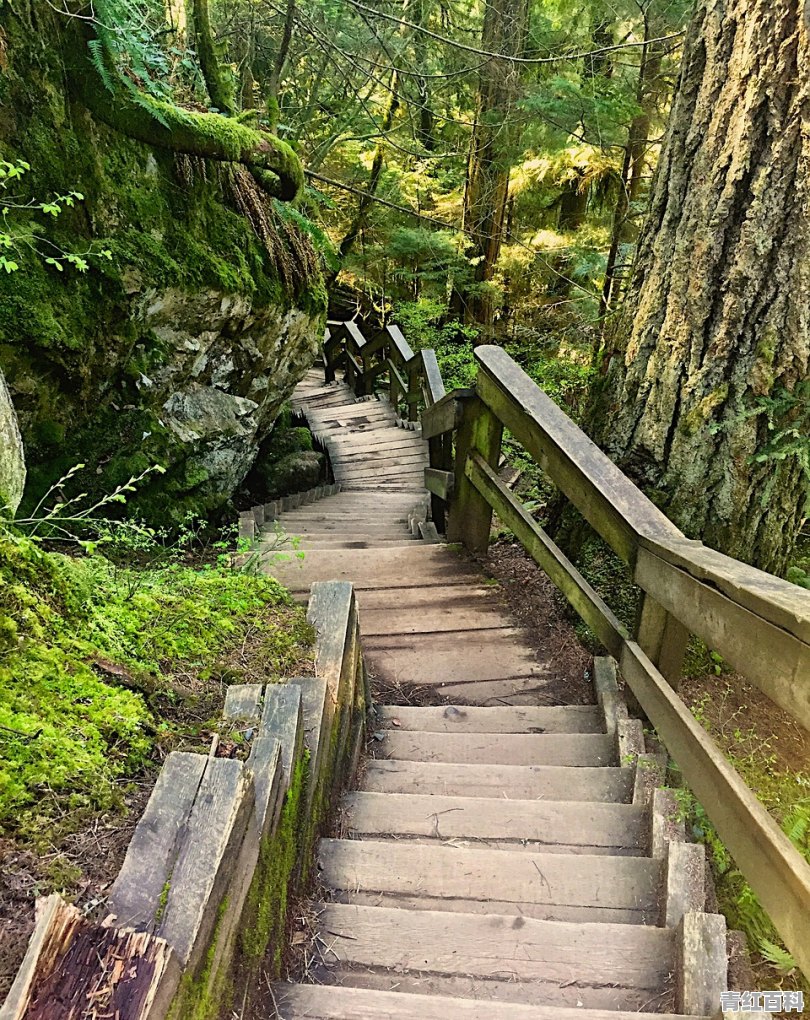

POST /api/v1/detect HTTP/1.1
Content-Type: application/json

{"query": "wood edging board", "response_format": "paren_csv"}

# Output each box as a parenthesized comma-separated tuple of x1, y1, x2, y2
(1, 581, 366, 1020)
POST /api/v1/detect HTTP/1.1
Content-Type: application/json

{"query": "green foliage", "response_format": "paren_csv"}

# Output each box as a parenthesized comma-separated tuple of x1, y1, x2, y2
(394, 299, 479, 388)
(670, 705, 810, 987)
(0, 159, 112, 274)
(710, 381, 810, 507)
(0, 522, 309, 841)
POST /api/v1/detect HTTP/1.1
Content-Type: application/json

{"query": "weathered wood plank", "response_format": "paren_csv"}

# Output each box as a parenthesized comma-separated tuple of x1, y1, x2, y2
(289, 676, 332, 811)
(465, 453, 627, 657)
(344, 791, 646, 851)
(246, 736, 283, 837)
(319, 839, 661, 923)
(361, 759, 634, 801)
(157, 757, 254, 969)
(383, 323, 413, 364)
(475, 346, 681, 564)
(1, 896, 178, 1020)
(419, 348, 446, 406)
(308, 581, 355, 706)
(648, 535, 810, 645)
(223, 684, 263, 721)
(107, 752, 206, 931)
(423, 467, 454, 500)
(447, 396, 502, 550)
(620, 640, 810, 978)
(259, 683, 304, 790)
(676, 912, 727, 1016)
(315, 903, 673, 1000)
(274, 984, 708, 1020)
(378, 730, 615, 766)
(376, 704, 603, 732)
(636, 547, 810, 726)
(420, 389, 473, 440)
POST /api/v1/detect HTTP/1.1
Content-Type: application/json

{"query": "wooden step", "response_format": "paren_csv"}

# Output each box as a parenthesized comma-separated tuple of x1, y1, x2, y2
(291, 538, 420, 549)
(274, 984, 703, 1020)
(360, 604, 523, 636)
(343, 792, 647, 853)
(376, 704, 604, 733)
(279, 524, 413, 537)
(263, 547, 483, 593)
(311, 903, 674, 1010)
(361, 760, 634, 801)
(361, 629, 549, 687)
(377, 730, 614, 765)
(319, 839, 662, 924)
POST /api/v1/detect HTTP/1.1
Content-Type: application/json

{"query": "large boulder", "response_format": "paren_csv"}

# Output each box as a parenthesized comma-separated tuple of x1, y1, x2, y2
(0, 1, 327, 524)
(0, 368, 25, 515)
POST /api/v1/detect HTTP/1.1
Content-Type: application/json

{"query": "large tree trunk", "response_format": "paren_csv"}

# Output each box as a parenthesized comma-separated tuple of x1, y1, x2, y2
(596, 0, 810, 576)
(452, 0, 528, 333)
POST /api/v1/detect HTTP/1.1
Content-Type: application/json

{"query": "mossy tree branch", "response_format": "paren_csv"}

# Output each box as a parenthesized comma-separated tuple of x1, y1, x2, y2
(67, 10, 303, 201)
(188, 0, 236, 116)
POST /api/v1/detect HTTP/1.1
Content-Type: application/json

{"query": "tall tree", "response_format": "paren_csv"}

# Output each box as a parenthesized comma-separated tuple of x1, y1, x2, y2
(452, 0, 529, 331)
(596, 0, 810, 575)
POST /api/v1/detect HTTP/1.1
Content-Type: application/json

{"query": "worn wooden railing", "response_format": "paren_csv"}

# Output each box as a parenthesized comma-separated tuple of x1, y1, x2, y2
(322, 319, 450, 525)
(320, 323, 810, 979)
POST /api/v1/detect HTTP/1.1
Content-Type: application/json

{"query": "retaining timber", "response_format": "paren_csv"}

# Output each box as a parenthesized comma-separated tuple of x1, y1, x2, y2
(0, 580, 365, 1020)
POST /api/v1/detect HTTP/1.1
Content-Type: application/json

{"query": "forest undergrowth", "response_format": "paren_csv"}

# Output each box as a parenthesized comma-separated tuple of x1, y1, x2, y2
(0, 486, 314, 998)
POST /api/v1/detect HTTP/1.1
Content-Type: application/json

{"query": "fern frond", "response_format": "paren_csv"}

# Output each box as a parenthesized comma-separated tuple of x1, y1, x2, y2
(758, 938, 796, 974)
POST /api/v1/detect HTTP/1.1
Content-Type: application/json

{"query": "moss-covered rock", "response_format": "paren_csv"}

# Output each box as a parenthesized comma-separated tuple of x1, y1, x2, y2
(0, 4, 326, 525)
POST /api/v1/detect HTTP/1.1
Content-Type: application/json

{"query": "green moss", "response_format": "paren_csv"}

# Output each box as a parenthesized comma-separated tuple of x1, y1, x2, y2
(240, 749, 309, 972)
(681, 384, 730, 437)
(169, 894, 233, 1020)
(0, 528, 310, 840)
(0, 2, 325, 509)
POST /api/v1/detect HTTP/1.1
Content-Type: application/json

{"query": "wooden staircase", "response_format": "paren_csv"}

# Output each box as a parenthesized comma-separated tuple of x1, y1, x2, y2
(262, 370, 718, 1020)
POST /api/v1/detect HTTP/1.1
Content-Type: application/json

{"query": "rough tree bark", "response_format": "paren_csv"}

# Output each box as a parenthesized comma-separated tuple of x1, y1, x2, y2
(451, 0, 528, 332)
(596, 0, 810, 576)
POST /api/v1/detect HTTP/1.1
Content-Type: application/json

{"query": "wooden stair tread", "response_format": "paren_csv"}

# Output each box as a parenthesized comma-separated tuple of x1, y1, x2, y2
(311, 903, 674, 1008)
(377, 730, 614, 765)
(319, 838, 662, 924)
(343, 791, 647, 853)
(274, 984, 702, 1020)
(376, 704, 604, 732)
(264, 547, 483, 592)
(361, 629, 551, 690)
(361, 759, 634, 801)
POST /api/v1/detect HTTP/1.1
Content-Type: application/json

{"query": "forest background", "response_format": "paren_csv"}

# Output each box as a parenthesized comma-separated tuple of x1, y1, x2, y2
(0, 0, 808, 999)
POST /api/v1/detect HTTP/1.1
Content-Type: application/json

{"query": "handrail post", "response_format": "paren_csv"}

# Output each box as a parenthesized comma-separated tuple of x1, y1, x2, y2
(447, 395, 503, 552)
(407, 361, 420, 423)
(635, 592, 689, 691)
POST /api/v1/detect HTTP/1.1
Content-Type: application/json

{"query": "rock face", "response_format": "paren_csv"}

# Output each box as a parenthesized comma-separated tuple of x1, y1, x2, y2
(135, 289, 322, 515)
(0, 368, 25, 515)
(0, 3, 327, 524)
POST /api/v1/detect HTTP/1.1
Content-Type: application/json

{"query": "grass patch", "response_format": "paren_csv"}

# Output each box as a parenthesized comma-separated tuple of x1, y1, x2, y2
(0, 527, 313, 846)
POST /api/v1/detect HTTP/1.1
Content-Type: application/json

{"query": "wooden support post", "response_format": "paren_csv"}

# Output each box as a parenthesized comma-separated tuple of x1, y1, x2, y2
(428, 432, 452, 533)
(446, 396, 503, 552)
(636, 592, 689, 691)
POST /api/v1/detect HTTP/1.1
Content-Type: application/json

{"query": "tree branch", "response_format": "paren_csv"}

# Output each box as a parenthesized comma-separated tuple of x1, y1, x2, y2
(68, 6, 303, 200)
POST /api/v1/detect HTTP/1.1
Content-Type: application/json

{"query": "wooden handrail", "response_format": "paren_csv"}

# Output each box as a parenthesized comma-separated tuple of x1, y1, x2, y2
(315, 322, 810, 975)
(317, 319, 447, 421)
(429, 343, 810, 979)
